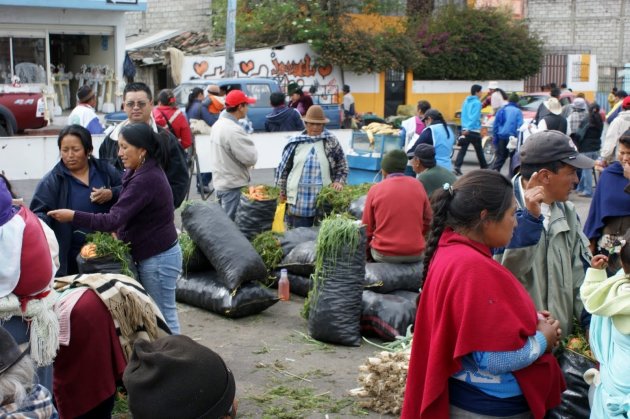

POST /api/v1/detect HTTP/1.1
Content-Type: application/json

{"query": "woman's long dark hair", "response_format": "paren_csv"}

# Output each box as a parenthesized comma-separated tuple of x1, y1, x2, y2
(119, 123, 169, 170)
(430, 111, 451, 139)
(420, 169, 514, 288)
(588, 102, 603, 129)
(186, 87, 204, 114)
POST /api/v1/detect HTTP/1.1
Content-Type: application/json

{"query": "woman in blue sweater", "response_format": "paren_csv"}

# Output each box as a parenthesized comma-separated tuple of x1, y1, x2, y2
(30, 125, 122, 276)
(48, 123, 182, 334)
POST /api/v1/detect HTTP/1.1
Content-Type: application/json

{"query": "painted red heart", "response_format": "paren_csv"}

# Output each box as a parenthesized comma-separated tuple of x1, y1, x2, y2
(318, 65, 333, 78)
(239, 60, 255, 75)
(194, 61, 208, 77)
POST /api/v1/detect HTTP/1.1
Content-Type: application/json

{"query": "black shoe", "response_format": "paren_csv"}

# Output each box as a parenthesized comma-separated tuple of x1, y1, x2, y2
(453, 168, 463, 176)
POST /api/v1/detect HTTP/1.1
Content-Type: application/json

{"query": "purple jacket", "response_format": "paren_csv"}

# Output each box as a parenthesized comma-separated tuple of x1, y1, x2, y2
(73, 158, 177, 262)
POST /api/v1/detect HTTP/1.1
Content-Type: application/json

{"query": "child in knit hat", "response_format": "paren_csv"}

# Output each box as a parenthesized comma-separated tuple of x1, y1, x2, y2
(580, 229, 630, 418)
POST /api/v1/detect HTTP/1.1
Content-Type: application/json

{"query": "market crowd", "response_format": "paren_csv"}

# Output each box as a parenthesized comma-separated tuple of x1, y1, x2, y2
(1, 79, 629, 419)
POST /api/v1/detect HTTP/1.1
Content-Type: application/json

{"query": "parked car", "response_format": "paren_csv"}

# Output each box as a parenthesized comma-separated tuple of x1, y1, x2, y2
(517, 91, 575, 120)
(174, 78, 341, 131)
(0, 92, 47, 136)
(105, 78, 341, 132)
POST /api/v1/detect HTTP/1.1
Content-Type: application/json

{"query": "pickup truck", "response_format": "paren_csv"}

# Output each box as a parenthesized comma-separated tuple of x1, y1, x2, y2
(105, 78, 341, 131)
(0, 92, 47, 136)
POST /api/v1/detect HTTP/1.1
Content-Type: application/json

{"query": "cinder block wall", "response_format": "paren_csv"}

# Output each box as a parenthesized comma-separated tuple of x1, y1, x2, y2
(526, 0, 630, 67)
(126, 0, 213, 36)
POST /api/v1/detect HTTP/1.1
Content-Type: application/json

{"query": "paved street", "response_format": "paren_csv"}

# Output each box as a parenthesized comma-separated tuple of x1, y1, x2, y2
(9, 158, 595, 418)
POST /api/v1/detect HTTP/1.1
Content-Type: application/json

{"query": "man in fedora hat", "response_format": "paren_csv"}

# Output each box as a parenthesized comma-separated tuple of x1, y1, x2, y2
(494, 130, 594, 336)
(68, 85, 104, 134)
(209, 89, 258, 220)
(275, 105, 348, 227)
(537, 96, 568, 134)
(0, 327, 58, 417)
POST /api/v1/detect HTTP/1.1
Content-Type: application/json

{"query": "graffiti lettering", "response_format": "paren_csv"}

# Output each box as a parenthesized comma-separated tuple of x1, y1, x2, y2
(271, 54, 317, 78)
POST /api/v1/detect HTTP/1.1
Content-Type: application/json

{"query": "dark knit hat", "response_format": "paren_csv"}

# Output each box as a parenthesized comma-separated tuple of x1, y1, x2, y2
(77, 85, 95, 103)
(0, 327, 29, 376)
(508, 92, 520, 103)
(381, 149, 408, 174)
(407, 144, 436, 168)
(123, 335, 236, 419)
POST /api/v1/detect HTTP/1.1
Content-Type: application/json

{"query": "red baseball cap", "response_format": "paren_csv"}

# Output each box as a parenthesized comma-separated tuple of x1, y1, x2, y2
(224, 90, 256, 107)
(622, 96, 630, 110)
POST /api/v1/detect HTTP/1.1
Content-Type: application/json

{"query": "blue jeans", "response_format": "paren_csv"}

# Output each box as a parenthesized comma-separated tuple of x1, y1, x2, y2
(137, 243, 182, 334)
(286, 214, 315, 228)
(576, 151, 599, 196)
(216, 187, 242, 221)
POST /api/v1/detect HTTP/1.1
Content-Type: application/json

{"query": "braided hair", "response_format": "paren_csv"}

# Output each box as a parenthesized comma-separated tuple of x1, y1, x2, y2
(420, 170, 514, 289)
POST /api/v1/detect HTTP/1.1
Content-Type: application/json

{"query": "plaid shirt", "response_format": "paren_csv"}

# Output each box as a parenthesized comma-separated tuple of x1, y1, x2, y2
(290, 145, 324, 217)
(0, 384, 59, 418)
(275, 129, 348, 195)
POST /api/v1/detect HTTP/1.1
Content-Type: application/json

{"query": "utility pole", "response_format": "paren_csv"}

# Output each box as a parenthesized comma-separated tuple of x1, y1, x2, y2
(225, 0, 236, 78)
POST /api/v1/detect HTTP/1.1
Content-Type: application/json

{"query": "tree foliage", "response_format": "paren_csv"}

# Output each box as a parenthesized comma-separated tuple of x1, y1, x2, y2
(409, 6, 544, 80)
(210, 1, 544, 79)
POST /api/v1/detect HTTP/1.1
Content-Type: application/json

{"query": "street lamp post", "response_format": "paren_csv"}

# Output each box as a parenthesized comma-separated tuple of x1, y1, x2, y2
(225, 0, 236, 78)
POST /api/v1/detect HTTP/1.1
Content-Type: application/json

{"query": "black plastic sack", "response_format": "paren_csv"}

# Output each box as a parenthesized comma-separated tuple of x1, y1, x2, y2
(182, 246, 213, 273)
(547, 349, 596, 419)
(76, 254, 137, 279)
(363, 262, 423, 293)
(360, 290, 416, 341)
(235, 195, 278, 240)
(278, 241, 316, 276)
(308, 228, 366, 347)
(176, 271, 278, 318)
(389, 289, 420, 305)
(182, 203, 268, 290)
(272, 270, 312, 297)
(278, 227, 319, 256)
(348, 195, 367, 220)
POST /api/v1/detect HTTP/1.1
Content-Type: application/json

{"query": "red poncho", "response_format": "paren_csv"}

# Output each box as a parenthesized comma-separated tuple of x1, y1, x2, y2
(401, 229, 565, 419)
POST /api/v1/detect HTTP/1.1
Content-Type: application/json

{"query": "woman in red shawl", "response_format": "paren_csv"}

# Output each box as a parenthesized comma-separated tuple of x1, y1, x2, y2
(401, 170, 565, 419)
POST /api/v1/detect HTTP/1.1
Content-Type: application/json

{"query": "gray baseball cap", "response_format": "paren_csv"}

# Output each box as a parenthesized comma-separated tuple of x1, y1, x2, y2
(520, 131, 594, 169)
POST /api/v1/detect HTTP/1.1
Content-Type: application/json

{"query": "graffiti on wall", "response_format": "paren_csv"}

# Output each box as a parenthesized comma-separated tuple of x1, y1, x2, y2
(183, 43, 342, 103)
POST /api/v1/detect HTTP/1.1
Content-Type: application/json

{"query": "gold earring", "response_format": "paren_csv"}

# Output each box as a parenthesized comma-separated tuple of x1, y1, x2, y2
(140, 154, 146, 166)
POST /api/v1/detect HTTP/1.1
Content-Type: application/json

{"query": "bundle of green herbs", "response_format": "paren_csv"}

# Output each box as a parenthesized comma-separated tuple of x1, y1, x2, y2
(251, 231, 283, 276)
(84, 232, 135, 278)
(315, 183, 371, 216)
(179, 231, 196, 270)
(302, 215, 362, 318)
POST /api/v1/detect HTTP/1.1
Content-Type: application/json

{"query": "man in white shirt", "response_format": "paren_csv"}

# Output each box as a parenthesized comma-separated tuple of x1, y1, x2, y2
(67, 85, 104, 134)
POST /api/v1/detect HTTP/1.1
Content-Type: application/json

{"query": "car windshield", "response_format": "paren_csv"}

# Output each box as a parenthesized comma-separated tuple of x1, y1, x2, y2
(518, 95, 547, 112)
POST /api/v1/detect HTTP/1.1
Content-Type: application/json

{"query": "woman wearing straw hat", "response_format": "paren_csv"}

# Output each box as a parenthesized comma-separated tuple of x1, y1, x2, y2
(275, 105, 348, 228)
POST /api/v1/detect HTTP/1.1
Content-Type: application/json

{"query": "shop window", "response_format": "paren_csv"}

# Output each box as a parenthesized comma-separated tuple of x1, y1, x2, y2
(0, 37, 46, 84)
(0, 37, 9, 84)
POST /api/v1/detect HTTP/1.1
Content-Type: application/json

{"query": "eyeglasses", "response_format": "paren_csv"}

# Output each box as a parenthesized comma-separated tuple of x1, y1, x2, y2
(124, 101, 149, 109)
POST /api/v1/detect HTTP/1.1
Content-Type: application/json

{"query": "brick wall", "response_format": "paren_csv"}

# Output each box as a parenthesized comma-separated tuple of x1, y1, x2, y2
(526, 0, 629, 67)
(125, 0, 213, 36)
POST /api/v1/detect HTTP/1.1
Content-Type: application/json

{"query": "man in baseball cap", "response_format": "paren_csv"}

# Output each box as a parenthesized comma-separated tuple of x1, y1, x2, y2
(224, 89, 256, 108)
(208, 89, 258, 220)
(494, 130, 594, 338)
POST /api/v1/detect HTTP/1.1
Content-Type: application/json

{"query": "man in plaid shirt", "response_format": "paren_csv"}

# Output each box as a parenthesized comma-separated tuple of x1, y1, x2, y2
(275, 105, 348, 227)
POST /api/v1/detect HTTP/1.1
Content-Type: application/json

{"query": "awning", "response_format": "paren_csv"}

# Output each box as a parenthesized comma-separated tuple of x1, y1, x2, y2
(126, 29, 184, 51)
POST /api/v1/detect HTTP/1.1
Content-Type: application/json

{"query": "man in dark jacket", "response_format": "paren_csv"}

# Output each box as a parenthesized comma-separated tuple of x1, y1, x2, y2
(265, 92, 305, 132)
(99, 82, 189, 208)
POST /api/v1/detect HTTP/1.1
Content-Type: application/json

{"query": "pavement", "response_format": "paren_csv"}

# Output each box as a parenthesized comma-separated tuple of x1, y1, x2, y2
(9, 156, 595, 418)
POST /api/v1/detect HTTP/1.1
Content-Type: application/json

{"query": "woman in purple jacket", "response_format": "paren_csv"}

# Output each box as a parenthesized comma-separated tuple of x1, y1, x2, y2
(48, 123, 182, 334)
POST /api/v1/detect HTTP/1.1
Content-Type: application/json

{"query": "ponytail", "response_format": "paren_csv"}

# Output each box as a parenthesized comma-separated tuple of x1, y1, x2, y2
(420, 186, 454, 289)
(119, 123, 170, 170)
